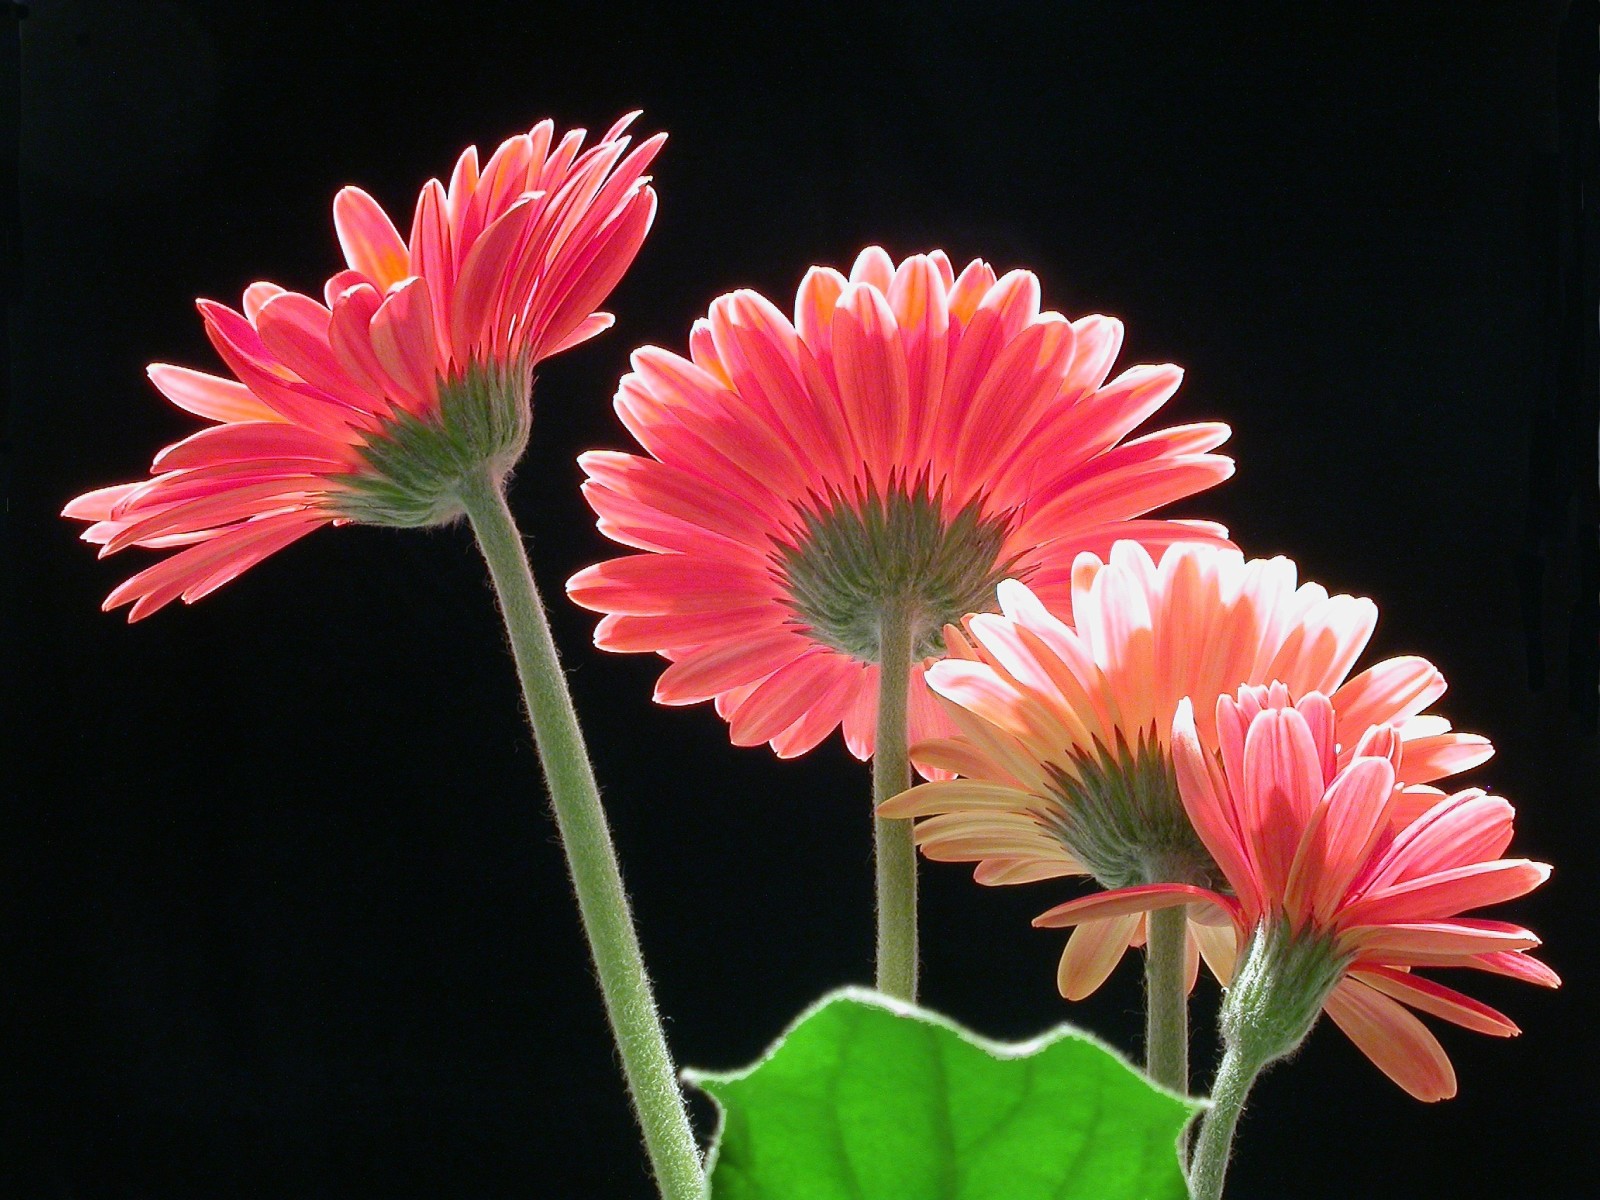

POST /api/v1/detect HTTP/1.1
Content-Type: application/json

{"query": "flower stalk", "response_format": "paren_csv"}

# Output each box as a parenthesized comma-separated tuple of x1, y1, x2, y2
(1143, 904, 1189, 1094)
(456, 466, 703, 1200)
(1187, 1037, 1268, 1200)
(873, 597, 919, 1000)
(1187, 919, 1346, 1199)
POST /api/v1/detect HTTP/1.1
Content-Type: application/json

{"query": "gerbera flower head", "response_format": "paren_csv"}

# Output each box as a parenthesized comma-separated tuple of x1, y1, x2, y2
(878, 540, 1495, 999)
(64, 115, 663, 619)
(1040, 688, 1555, 1100)
(566, 247, 1235, 760)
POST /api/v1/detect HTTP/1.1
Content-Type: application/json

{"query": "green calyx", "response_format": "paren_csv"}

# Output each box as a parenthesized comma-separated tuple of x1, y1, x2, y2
(330, 359, 533, 528)
(1046, 729, 1220, 891)
(1221, 917, 1350, 1068)
(774, 477, 1019, 663)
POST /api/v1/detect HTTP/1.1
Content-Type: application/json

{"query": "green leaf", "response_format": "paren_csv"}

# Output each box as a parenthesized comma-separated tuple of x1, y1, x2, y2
(686, 988, 1199, 1200)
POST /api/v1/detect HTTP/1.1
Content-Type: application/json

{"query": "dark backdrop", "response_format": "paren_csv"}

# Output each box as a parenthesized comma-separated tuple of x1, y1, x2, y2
(6, 2, 1596, 1198)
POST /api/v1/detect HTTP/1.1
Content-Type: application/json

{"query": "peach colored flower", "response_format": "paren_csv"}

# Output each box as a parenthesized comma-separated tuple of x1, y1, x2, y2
(65, 115, 662, 619)
(1037, 686, 1555, 1100)
(566, 247, 1234, 760)
(879, 542, 1493, 999)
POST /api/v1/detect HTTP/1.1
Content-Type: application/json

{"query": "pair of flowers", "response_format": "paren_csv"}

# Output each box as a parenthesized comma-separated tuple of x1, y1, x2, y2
(883, 553, 1553, 1103)
(64, 111, 1552, 1197)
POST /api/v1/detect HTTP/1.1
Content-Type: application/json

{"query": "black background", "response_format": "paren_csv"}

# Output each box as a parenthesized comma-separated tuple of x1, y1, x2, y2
(7, 2, 1597, 1198)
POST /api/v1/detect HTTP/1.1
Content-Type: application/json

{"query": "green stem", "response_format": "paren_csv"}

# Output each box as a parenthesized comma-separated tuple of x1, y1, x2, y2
(1143, 904, 1190, 1094)
(456, 468, 703, 1200)
(872, 599, 918, 1000)
(1188, 1041, 1268, 1200)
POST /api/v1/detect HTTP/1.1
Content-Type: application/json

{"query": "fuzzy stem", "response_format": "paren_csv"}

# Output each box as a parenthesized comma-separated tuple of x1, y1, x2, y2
(873, 599, 918, 1000)
(1144, 904, 1190, 1094)
(1187, 1040, 1268, 1200)
(457, 468, 703, 1200)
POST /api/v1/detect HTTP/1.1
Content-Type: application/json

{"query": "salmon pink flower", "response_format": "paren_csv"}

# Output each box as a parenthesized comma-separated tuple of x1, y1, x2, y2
(64, 115, 663, 619)
(566, 247, 1235, 761)
(1044, 687, 1555, 1106)
(879, 541, 1493, 1001)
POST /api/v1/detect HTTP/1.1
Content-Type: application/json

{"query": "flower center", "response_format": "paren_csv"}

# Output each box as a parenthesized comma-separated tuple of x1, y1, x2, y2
(1046, 729, 1220, 891)
(331, 358, 533, 528)
(773, 479, 1018, 663)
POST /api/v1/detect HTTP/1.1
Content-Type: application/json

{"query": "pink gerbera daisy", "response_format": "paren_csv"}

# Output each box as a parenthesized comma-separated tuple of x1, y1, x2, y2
(1038, 687, 1554, 1112)
(566, 247, 1235, 760)
(64, 115, 663, 619)
(879, 541, 1493, 1001)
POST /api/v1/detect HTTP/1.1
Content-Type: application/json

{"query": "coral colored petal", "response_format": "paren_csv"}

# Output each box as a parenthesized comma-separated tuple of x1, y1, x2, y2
(242, 281, 285, 322)
(152, 422, 349, 472)
(831, 282, 910, 478)
(590, 605, 784, 653)
(1342, 860, 1551, 927)
(727, 649, 852, 748)
(568, 554, 773, 616)
(1285, 754, 1395, 924)
(1033, 883, 1219, 929)
(1192, 917, 1242, 986)
(1340, 920, 1541, 960)
(1323, 978, 1457, 1101)
(451, 197, 535, 357)
(1395, 733, 1495, 785)
(975, 858, 1082, 885)
(1334, 656, 1447, 742)
(652, 633, 809, 705)
(1469, 951, 1561, 988)
(1056, 914, 1141, 1000)
(104, 510, 326, 620)
(333, 186, 411, 290)
(147, 364, 283, 424)
(1351, 966, 1519, 1037)
(839, 671, 880, 760)
(1366, 791, 1516, 889)
(370, 276, 441, 410)
(876, 779, 1046, 820)
(547, 311, 615, 356)
(197, 300, 363, 439)
(767, 660, 859, 758)
(255, 292, 369, 408)
(63, 482, 145, 522)
(1241, 707, 1325, 897)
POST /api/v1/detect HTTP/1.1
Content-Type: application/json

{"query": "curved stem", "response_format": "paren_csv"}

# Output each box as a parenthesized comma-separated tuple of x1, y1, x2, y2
(873, 599, 918, 1000)
(457, 468, 703, 1200)
(1188, 1041, 1268, 1200)
(1143, 904, 1190, 1094)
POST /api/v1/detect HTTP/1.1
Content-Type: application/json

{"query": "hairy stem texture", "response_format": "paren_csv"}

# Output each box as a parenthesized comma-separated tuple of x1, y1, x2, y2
(458, 468, 703, 1200)
(873, 598, 919, 1000)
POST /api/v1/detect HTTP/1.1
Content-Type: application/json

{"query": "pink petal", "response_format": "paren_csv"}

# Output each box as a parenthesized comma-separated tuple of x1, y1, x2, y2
(1033, 883, 1220, 928)
(147, 364, 283, 424)
(1322, 977, 1457, 1101)
(1334, 656, 1447, 741)
(333, 186, 411, 290)
(1056, 914, 1142, 1000)
(1342, 860, 1551, 927)
(652, 633, 810, 705)
(567, 554, 774, 616)
(1351, 965, 1519, 1037)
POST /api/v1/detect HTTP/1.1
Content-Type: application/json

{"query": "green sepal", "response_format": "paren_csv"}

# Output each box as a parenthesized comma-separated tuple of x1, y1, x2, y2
(774, 475, 1019, 662)
(685, 987, 1200, 1200)
(1048, 727, 1220, 891)
(330, 358, 532, 528)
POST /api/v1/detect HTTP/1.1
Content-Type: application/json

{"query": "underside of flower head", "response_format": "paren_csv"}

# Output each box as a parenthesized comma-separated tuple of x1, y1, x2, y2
(569, 246, 1235, 761)
(65, 115, 662, 619)
(878, 542, 1498, 1001)
(1037, 687, 1555, 1101)
(774, 472, 1020, 663)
